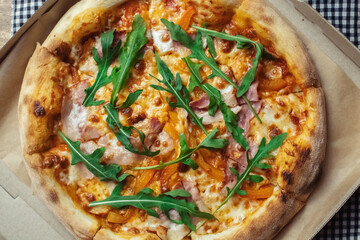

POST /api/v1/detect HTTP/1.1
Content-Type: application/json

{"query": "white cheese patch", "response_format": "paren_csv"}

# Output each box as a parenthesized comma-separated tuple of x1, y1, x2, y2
(102, 135, 145, 166)
(152, 29, 174, 54)
(61, 101, 89, 141)
(220, 85, 238, 107)
(67, 163, 94, 185)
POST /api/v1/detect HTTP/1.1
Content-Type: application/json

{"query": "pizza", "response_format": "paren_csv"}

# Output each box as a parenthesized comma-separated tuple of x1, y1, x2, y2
(18, 0, 326, 239)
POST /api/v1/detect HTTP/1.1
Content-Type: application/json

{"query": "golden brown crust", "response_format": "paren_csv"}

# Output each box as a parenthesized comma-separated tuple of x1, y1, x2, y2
(19, 44, 101, 239)
(236, 0, 319, 89)
(24, 154, 100, 240)
(192, 187, 304, 240)
(276, 87, 326, 201)
(18, 44, 64, 154)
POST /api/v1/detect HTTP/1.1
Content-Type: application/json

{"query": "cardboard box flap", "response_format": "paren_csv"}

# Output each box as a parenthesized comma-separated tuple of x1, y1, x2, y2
(0, 160, 72, 240)
(291, 0, 360, 68)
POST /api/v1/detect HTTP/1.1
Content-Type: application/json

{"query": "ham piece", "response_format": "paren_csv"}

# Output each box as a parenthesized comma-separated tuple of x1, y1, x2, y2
(189, 85, 237, 110)
(189, 95, 210, 109)
(182, 179, 209, 213)
(61, 81, 98, 141)
(220, 85, 238, 107)
(94, 31, 124, 58)
(194, 106, 242, 125)
(145, 118, 165, 147)
(238, 80, 259, 104)
(223, 101, 262, 187)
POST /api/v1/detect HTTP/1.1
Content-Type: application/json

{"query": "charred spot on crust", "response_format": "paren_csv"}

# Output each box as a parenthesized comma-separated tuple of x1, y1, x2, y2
(281, 192, 287, 203)
(49, 190, 59, 204)
(53, 42, 73, 64)
(299, 148, 311, 164)
(281, 170, 293, 185)
(33, 101, 46, 117)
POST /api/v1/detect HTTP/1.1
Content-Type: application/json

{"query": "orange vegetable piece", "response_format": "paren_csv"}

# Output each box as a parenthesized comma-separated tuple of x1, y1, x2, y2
(196, 149, 224, 182)
(134, 169, 156, 194)
(164, 122, 178, 142)
(107, 207, 135, 224)
(177, 6, 197, 31)
(242, 185, 274, 199)
(160, 164, 179, 191)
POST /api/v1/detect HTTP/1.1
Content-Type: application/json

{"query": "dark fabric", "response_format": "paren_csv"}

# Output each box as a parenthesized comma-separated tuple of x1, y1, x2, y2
(12, 0, 360, 239)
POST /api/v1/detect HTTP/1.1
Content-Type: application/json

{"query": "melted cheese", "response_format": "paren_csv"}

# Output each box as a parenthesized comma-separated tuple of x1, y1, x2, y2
(152, 29, 174, 54)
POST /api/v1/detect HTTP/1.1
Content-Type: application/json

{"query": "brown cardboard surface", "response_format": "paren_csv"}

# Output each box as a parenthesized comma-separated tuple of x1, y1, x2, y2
(0, 0, 359, 239)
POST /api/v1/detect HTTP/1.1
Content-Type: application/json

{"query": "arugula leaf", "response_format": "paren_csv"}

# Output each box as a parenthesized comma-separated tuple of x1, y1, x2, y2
(219, 103, 248, 150)
(110, 14, 147, 106)
(162, 19, 239, 91)
(89, 185, 214, 230)
(118, 89, 143, 108)
(183, 57, 248, 150)
(162, 189, 192, 198)
(161, 19, 262, 123)
(151, 53, 208, 134)
(216, 133, 287, 212)
(58, 131, 128, 182)
(184, 57, 221, 116)
(133, 128, 228, 170)
(192, 26, 268, 98)
(82, 30, 121, 106)
(104, 104, 159, 157)
(202, 23, 217, 58)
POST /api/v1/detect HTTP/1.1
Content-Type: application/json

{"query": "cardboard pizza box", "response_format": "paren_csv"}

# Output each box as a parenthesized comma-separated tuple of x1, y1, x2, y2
(0, 0, 359, 239)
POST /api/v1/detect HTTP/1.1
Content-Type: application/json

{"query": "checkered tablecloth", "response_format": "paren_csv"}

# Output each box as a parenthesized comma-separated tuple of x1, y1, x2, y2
(11, 0, 360, 239)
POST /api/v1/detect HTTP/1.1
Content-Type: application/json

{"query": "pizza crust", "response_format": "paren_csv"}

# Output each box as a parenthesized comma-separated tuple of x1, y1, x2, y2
(18, 44, 64, 154)
(276, 87, 326, 201)
(236, 0, 319, 89)
(19, 44, 101, 239)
